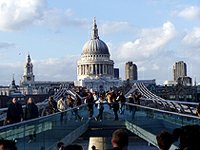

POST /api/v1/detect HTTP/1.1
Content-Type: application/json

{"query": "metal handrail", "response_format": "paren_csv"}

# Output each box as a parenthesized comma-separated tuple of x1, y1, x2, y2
(125, 102, 200, 119)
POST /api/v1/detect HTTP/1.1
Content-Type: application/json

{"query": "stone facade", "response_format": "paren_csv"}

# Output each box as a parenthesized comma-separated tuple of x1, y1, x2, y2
(76, 19, 121, 91)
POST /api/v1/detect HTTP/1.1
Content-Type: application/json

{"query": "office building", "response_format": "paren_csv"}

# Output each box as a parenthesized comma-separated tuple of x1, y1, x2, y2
(125, 62, 137, 80)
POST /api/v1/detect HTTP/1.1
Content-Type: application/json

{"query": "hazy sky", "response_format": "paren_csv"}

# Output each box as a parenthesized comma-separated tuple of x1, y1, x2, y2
(0, 0, 200, 85)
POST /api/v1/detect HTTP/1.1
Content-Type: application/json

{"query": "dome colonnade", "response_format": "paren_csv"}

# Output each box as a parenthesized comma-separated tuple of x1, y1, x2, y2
(77, 18, 114, 81)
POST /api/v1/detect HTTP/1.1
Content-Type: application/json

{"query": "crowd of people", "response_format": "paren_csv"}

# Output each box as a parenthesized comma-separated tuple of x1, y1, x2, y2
(3, 88, 200, 150)
(3, 88, 140, 146)
(156, 124, 200, 150)
(5, 88, 142, 126)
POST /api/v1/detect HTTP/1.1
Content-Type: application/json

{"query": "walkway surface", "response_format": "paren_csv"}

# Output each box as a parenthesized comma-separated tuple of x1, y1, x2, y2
(3, 104, 185, 150)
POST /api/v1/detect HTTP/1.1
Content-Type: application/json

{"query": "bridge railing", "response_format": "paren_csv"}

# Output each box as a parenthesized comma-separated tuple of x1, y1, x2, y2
(124, 102, 200, 149)
(126, 82, 199, 115)
(0, 104, 88, 150)
(125, 102, 200, 127)
(0, 85, 85, 125)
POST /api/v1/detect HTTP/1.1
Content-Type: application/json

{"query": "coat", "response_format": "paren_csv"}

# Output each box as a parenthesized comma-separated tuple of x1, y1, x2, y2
(57, 99, 66, 112)
(24, 103, 39, 120)
(7, 102, 23, 124)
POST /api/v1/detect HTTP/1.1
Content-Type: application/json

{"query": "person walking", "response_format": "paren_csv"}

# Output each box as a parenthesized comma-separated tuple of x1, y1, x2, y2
(127, 94, 134, 112)
(6, 97, 23, 124)
(86, 92, 94, 119)
(47, 96, 57, 114)
(24, 97, 39, 120)
(117, 92, 126, 114)
(57, 97, 67, 112)
(112, 99, 119, 121)
(95, 95, 105, 121)
(66, 95, 74, 109)
(73, 94, 83, 121)
(24, 97, 39, 143)
(134, 90, 142, 105)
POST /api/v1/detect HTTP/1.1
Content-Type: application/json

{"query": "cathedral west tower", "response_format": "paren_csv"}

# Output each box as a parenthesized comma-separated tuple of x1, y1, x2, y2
(21, 54, 35, 85)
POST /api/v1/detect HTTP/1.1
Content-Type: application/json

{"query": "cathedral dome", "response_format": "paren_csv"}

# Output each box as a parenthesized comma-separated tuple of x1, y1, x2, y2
(82, 18, 110, 56)
(82, 38, 109, 55)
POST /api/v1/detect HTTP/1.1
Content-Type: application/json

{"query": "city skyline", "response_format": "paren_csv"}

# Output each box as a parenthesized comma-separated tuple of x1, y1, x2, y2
(0, 0, 200, 85)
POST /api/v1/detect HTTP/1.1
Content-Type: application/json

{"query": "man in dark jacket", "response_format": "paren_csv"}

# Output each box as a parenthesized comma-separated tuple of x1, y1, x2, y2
(112, 99, 119, 120)
(117, 92, 126, 114)
(7, 97, 23, 124)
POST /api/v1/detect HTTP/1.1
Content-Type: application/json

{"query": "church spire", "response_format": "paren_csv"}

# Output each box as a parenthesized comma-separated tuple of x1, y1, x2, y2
(91, 17, 99, 39)
(27, 53, 31, 63)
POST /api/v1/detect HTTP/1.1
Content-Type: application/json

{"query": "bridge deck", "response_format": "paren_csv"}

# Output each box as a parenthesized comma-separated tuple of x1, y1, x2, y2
(1, 103, 200, 150)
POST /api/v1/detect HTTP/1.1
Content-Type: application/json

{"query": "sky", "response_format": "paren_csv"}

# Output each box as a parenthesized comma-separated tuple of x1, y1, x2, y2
(0, 0, 200, 85)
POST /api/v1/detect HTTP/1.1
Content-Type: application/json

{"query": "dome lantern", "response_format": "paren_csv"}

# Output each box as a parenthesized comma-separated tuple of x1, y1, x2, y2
(91, 17, 99, 39)
(82, 18, 110, 56)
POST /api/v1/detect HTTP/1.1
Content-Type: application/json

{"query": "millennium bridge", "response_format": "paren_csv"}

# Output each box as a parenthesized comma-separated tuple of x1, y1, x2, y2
(0, 83, 199, 150)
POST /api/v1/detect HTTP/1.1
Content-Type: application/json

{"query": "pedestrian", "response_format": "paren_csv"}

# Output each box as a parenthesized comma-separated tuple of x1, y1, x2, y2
(93, 92, 99, 102)
(156, 131, 173, 150)
(196, 103, 200, 117)
(112, 99, 119, 121)
(86, 92, 94, 119)
(66, 95, 74, 109)
(47, 96, 57, 114)
(73, 95, 83, 121)
(57, 97, 67, 112)
(57, 142, 64, 150)
(24, 97, 39, 143)
(117, 92, 126, 114)
(127, 94, 134, 112)
(0, 139, 17, 150)
(6, 97, 23, 124)
(111, 129, 129, 150)
(95, 95, 105, 121)
(106, 92, 112, 109)
(134, 90, 142, 105)
(24, 97, 39, 120)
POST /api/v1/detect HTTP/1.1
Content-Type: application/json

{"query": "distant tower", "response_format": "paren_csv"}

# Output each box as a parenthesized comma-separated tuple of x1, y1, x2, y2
(125, 62, 137, 80)
(10, 74, 17, 90)
(173, 61, 187, 81)
(114, 68, 119, 79)
(21, 54, 35, 85)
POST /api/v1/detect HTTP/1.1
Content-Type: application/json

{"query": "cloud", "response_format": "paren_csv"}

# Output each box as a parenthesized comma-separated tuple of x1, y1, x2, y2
(100, 21, 132, 35)
(108, 21, 177, 83)
(182, 27, 200, 47)
(0, 62, 23, 85)
(39, 8, 89, 29)
(177, 6, 200, 20)
(33, 55, 79, 81)
(115, 21, 176, 61)
(0, 42, 15, 49)
(0, 0, 45, 31)
(0, 0, 89, 31)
